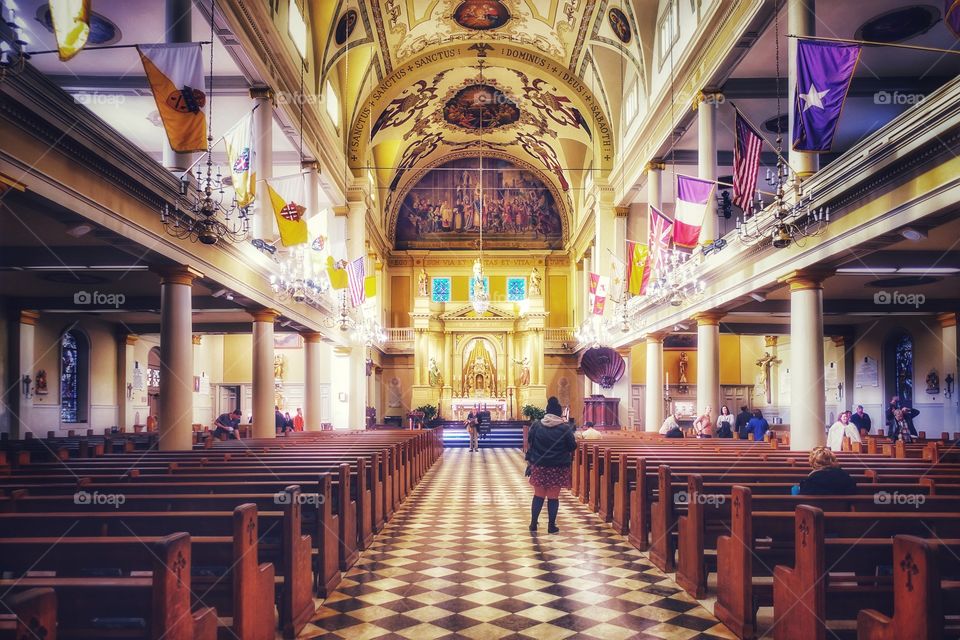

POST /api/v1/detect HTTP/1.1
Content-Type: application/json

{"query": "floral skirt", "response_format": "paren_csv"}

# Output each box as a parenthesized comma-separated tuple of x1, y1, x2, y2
(528, 464, 572, 490)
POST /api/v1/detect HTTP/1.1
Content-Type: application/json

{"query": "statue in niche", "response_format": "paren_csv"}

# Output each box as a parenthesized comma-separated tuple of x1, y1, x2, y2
(34, 369, 48, 395)
(418, 267, 429, 297)
(756, 351, 782, 405)
(274, 354, 286, 381)
(428, 357, 443, 387)
(514, 356, 531, 386)
(529, 267, 542, 296)
(927, 369, 940, 395)
(461, 340, 497, 397)
(678, 352, 689, 385)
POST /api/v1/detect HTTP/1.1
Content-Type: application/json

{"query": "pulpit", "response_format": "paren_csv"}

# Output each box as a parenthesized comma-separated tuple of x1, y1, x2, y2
(583, 395, 620, 428)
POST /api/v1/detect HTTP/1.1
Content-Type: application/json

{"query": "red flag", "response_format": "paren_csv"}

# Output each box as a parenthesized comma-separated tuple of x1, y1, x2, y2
(733, 111, 763, 212)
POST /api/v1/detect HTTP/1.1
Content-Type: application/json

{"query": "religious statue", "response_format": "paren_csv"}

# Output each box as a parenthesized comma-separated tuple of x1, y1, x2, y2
(461, 339, 497, 397)
(529, 267, 542, 296)
(756, 351, 781, 404)
(678, 352, 689, 385)
(274, 354, 286, 381)
(34, 369, 47, 395)
(926, 369, 940, 395)
(514, 357, 531, 386)
(472, 258, 484, 282)
(417, 267, 429, 297)
(428, 357, 443, 387)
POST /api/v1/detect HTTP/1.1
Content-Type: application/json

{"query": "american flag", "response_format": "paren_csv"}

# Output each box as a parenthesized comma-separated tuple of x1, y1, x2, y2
(648, 206, 673, 276)
(733, 111, 763, 212)
(347, 256, 366, 307)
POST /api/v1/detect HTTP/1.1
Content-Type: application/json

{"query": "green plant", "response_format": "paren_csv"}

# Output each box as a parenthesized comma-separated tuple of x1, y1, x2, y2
(521, 404, 545, 421)
(415, 404, 437, 422)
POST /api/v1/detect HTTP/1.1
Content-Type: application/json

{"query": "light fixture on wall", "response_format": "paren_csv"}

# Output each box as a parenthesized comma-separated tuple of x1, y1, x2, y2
(471, 59, 491, 316)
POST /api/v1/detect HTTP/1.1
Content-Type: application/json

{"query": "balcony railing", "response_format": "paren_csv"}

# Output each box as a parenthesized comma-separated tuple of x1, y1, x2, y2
(385, 328, 415, 345)
(545, 328, 576, 350)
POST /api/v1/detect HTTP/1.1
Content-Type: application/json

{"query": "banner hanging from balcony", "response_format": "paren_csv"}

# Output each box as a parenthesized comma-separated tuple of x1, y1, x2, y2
(137, 43, 207, 153)
(674, 176, 715, 249)
(265, 174, 309, 247)
(792, 39, 861, 152)
(588, 273, 608, 316)
(223, 110, 256, 208)
(626, 241, 650, 296)
(49, 0, 90, 61)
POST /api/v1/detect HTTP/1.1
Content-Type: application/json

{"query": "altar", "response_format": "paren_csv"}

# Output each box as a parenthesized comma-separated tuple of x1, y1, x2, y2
(451, 398, 508, 421)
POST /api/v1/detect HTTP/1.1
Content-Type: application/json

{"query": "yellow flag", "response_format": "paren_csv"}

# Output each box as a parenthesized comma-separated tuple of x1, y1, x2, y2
(265, 175, 309, 246)
(626, 241, 650, 296)
(327, 256, 349, 290)
(50, 0, 90, 61)
(364, 275, 377, 299)
(222, 111, 255, 208)
(137, 44, 207, 153)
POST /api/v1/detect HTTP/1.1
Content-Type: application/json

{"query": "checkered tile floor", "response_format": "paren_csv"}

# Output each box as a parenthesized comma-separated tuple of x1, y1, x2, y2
(299, 448, 735, 639)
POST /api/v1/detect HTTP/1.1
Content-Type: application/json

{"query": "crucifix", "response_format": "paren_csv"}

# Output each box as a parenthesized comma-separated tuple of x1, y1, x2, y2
(756, 351, 781, 405)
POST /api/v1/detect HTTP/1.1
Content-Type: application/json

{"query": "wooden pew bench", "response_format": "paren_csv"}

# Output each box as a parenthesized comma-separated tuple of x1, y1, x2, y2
(0, 588, 56, 640)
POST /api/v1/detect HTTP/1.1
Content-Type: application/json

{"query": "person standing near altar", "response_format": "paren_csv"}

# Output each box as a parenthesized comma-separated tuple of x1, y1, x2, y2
(465, 411, 480, 452)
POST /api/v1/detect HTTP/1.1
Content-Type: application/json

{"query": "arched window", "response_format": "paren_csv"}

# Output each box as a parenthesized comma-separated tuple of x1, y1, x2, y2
(884, 332, 914, 407)
(60, 330, 89, 423)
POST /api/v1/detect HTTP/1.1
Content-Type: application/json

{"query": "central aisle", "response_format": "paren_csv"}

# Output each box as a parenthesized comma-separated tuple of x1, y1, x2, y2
(302, 448, 733, 640)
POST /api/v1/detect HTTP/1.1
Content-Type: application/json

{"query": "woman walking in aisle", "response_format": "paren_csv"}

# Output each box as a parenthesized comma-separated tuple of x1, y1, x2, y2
(526, 397, 577, 534)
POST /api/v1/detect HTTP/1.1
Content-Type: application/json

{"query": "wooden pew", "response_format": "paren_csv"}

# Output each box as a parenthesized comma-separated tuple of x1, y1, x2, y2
(0, 588, 57, 640)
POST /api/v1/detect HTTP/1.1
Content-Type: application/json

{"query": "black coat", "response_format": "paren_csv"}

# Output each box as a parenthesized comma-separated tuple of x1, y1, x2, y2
(735, 411, 752, 439)
(526, 419, 577, 467)
(798, 467, 857, 496)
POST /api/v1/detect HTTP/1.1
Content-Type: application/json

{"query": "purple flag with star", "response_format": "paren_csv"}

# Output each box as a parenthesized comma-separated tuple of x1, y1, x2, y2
(948, 1, 960, 38)
(792, 39, 861, 152)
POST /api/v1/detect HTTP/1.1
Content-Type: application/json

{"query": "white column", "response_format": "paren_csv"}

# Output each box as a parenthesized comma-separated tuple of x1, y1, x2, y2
(303, 332, 324, 431)
(697, 92, 719, 244)
(16, 311, 38, 437)
(117, 334, 137, 432)
(695, 312, 722, 421)
(940, 314, 958, 435)
(155, 266, 201, 450)
(162, 0, 192, 172)
(785, 272, 828, 450)
(251, 309, 279, 439)
(788, 0, 819, 179)
(350, 350, 367, 430)
(647, 160, 664, 210)
(251, 87, 274, 240)
(645, 333, 665, 432)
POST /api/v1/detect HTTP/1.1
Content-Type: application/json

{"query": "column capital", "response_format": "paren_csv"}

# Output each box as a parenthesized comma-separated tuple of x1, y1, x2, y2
(780, 269, 833, 291)
(334, 345, 353, 357)
(645, 159, 666, 172)
(645, 331, 668, 343)
(251, 308, 281, 323)
(938, 312, 957, 328)
(764, 335, 779, 348)
(692, 90, 723, 111)
(333, 205, 350, 217)
(301, 332, 324, 343)
(191, 335, 202, 346)
(614, 206, 630, 218)
(125, 334, 139, 346)
(19, 310, 39, 325)
(152, 265, 203, 285)
(300, 159, 318, 172)
(249, 86, 274, 101)
(692, 311, 724, 326)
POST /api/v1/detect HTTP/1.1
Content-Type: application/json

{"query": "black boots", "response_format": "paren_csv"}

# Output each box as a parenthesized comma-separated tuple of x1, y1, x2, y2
(547, 498, 560, 534)
(530, 496, 544, 531)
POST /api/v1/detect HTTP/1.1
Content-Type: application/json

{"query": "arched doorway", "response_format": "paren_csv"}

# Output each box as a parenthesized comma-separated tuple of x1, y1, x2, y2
(147, 346, 161, 425)
(883, 331, 914, 407)
(60, 329, 89, 425)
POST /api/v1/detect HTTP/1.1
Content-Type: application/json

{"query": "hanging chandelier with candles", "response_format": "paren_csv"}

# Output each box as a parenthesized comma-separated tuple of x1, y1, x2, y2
(648, 249, 705, 307)
(269, 243, 329, 305)
(470, 60, 491, 316)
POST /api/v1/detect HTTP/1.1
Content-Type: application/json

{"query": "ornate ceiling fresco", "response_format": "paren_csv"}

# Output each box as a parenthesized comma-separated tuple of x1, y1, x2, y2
(313, 1, 649, 249)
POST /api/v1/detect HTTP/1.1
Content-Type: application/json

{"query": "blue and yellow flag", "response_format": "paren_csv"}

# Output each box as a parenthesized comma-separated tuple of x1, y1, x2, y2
(223, 111, 255, 208)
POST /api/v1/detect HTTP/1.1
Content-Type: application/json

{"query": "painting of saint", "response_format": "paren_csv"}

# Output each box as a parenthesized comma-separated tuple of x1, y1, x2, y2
(608, 8, 632, 44)
(453, 0, 510, 31)
(395, 158, 563, 250)
(443, 85, 520, 130)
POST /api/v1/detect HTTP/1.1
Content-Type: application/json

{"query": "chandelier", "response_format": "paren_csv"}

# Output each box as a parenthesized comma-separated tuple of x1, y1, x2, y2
(470, 59, 491, 316)
(159, 1, 248, 246)
(322, 290, 385, 345)
(648, 249, 705, 307)
(0, 2, 30, 82)
(270, 244, 329, 305)
(733, 0, 828, 250)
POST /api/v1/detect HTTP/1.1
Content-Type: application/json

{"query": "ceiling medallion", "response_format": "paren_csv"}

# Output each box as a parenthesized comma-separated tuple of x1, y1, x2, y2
(452, 0, 511, 31)
(443, 84, 520, 130)
(335, 9, 358, 46)
(608, 8, 631, 44)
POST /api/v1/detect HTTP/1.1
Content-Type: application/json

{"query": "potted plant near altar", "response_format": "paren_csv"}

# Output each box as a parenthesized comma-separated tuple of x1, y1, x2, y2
(415, 404, 438, 428)
(521, 404, 545, 424)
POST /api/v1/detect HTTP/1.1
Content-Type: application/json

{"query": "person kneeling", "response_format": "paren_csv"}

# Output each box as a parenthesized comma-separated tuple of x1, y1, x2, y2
(213, 409, 241, 440)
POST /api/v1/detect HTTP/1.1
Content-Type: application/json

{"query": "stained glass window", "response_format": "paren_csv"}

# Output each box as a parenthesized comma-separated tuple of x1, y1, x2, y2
(431, 277, 451, 303)
(469, 277, 489, 301)
(507, 277, 526, 301)
(60, 332, 79, 423)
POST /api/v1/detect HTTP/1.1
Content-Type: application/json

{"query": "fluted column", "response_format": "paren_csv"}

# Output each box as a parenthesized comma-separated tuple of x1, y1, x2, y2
(694, 312, 722, 420)
(155, 266, 202, 450)
(162, 0, 191, 172)
(940, 313, 958, 434)
(251, 308, 279, 439)
(695, 91, 720, 244)
(783, 270, 830, 450)
(303, 332, 324, 431)
(250, 87, 274, 240)
(788, 0, 819, 179)
(645, 332, 665, 432)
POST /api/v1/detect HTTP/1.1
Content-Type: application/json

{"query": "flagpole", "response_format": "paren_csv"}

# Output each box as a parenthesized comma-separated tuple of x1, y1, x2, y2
(727, 103, 806, 181)
(788, 34, 960, 56)
(674, 172, 778, 198)
(28, 41, 214, 56)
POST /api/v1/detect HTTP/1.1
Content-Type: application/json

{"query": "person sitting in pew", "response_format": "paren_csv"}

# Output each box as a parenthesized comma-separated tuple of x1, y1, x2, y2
(747, 409, 769, 442)
(827, 410, 861, 451)
(889, 408, 918, 443)
(659, 411, 684, 438)
(579, 421, 603, 440)
(791, 446, 857, 495)
(735, 405, 752, 439)
(213, 409, 241, 440)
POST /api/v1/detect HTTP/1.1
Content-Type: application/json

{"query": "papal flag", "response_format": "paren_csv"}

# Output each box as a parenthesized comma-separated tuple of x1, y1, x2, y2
(327, 256, 349, 290)
(626, 241, 650, 296)
(792, 39, 861, 152)
(137, 43, 207, 153)
(49, 0, 90, 61)
(223, 111, 255, 208)
(265, 174, 309, 247)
